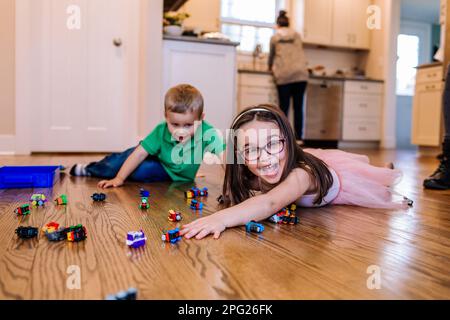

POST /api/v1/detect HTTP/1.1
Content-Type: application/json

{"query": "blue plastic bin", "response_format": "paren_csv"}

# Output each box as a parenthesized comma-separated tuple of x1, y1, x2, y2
(0, 166, 60, 189)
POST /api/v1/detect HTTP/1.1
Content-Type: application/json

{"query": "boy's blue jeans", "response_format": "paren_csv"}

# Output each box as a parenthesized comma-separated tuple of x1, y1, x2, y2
(85, 146, 171, 182)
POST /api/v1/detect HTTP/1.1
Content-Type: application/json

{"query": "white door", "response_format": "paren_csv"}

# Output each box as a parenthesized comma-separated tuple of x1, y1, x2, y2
(30, 0, 139, 152)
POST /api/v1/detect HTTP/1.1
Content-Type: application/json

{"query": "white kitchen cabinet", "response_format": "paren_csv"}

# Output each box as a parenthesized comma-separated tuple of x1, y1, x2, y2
(238, 73, 278, 113)
(332, 0, 370, 49)
(342, 81, 383, 141)
(163, 38, 238, 133)
(411, 65, 444, 146)
(301, 0, 333, 45)
(295, 0, 370, 49)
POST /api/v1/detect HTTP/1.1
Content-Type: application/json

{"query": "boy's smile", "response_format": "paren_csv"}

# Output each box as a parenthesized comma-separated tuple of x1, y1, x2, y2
(166, 111, 204, 143)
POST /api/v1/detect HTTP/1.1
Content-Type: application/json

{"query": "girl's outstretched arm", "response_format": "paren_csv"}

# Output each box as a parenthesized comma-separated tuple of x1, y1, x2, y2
(180, 168, 312, 240)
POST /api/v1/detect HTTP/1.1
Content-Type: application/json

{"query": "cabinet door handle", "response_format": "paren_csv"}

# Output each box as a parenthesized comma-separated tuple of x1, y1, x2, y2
(360, 85, 368, 90)
(358, 126, 367, 131)
(359, 103, 368, 108)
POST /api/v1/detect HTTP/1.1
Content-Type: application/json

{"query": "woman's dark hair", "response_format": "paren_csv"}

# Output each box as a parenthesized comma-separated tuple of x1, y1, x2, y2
(276, 10, 289, 27)
(221, 104, 333, 208)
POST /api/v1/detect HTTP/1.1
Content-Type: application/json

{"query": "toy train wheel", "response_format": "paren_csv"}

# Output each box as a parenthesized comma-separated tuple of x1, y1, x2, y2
(31, 201, 37, 206)
(38, 200, 43, 206)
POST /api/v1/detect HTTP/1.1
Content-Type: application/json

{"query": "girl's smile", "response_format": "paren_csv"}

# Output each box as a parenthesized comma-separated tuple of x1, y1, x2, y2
(238, 120, 286, 184)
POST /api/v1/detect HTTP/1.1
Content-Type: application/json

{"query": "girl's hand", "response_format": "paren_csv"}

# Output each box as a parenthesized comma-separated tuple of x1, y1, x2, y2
(180, 215, 227, 240)
(97, 177, 124, 189)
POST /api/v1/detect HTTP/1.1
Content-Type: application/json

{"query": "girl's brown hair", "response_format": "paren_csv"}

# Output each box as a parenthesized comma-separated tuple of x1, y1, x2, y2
(221, 104, 333, 208)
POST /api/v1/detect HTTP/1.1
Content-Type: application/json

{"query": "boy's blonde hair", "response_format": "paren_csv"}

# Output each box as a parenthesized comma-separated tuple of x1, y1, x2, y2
(164, 84, 204, 117)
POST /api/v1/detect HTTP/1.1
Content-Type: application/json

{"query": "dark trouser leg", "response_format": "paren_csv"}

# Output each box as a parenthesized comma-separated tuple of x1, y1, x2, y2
(85, 146, 171, 182)
(86, 147, 136, 179)
(423, 64, 450, 189)
(291, 81, 307, 140)
(128, 157, 171, 182)
(277, 84, 291, 116)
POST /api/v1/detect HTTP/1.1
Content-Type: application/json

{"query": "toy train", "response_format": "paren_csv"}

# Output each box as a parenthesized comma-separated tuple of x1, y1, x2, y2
(15, 226, 39, 239)
(184, 187, 208, 199)
(190, 199, 203, 210)
(126, 230, 147, 248)
(161, 228, 181, 244)
(245, 221, 265, 233)
(140, 197, 149, 209)
(54, 194, 68, 205)
(91, 193, 106, 202)
(30, 194, 47, 206)
(14, 204, 30, 216)
(168, 209, 182, 222)
(268, 203, 299, 225)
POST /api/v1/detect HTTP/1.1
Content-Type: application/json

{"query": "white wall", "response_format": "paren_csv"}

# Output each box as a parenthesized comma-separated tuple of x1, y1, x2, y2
(364, 0, 400, 149)
(139, 0, 164, 137)
(0, 0, 15, 137)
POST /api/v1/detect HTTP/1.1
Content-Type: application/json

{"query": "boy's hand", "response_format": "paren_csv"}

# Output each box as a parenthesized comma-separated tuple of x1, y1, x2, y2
(97, 177, 124, 189)
(180, 215, 227, 240)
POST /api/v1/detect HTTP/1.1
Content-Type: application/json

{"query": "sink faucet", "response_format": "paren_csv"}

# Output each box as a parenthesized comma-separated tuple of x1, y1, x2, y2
(252, 44, 263, 70)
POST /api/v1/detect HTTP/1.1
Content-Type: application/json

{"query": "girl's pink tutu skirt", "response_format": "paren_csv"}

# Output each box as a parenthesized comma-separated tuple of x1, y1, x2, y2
(304, 149, 408, 209)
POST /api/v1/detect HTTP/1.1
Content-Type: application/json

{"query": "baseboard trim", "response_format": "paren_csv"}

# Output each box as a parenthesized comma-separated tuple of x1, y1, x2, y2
(0, 135, 15, 155)
(338, 141, 380, 149)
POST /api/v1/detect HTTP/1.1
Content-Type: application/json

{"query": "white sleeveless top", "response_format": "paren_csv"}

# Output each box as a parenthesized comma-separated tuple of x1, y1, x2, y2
(296, 168, 340, 208)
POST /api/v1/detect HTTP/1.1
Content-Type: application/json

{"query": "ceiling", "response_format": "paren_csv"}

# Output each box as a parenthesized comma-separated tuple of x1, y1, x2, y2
(401, 0, 440, 24)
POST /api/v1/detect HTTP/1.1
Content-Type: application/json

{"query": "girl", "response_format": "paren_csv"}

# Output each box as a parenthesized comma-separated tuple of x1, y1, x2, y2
(180, 105, 409, 240)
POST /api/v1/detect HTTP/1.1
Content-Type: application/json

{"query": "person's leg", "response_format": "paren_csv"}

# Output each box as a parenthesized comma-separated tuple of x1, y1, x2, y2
(277, 84, 291, 116)
(74, 147, 137, 179)
(291, 81, 307, 140)
(128, 156, 171, 182)
(423, 65, 450, 189)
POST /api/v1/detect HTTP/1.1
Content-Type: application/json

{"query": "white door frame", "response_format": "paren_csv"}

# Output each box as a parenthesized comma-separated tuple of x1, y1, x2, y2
(15, 0, 140, 154)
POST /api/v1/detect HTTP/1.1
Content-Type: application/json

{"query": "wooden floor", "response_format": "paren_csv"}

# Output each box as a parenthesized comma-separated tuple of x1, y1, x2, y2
(0, 149, 449, 299)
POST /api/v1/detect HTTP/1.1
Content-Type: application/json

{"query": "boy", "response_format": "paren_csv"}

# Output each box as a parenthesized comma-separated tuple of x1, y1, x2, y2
(70, 84, 225, 188)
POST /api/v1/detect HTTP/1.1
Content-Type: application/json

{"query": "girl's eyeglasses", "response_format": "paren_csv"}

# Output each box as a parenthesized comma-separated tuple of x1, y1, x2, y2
(240, 139, 286, 161)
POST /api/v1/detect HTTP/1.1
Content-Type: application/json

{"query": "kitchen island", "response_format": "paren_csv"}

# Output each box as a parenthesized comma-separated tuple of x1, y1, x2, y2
(163, 35, 239, 133)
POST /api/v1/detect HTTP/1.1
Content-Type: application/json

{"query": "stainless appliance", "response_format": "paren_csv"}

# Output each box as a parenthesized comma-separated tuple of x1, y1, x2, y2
(304, 79, 343, 141)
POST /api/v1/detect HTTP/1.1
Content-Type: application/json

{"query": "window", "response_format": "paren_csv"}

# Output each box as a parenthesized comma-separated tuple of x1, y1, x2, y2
(220, 0, 287, 52)
(396, 34, 420, 96)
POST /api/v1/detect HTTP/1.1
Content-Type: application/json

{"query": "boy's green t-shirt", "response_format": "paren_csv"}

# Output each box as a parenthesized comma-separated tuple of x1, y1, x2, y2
(140, 120, 225, 182)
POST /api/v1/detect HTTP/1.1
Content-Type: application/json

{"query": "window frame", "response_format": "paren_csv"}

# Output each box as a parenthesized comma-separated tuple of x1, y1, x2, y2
(219, 0, 289, 52)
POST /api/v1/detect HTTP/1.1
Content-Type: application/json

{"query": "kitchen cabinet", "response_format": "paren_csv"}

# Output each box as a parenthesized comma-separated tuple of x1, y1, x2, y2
(411, 65, 444, 146)
(296, 0, 370, 49)
(302, 0, 333, 45)
(238, 71, 384, 142)
(342, 81, 383, 141)
(238, 72, 278, 113)
(332, 0, 370, 49)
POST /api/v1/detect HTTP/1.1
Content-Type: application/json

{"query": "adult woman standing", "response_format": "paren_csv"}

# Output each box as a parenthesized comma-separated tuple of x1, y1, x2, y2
(268, 10, 308, 141)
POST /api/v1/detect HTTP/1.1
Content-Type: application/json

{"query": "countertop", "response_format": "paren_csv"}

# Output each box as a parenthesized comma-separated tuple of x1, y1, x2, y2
(416, 62, 442, 69)
(163, 35, 240, 47)
(238, 69, 384, 83)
